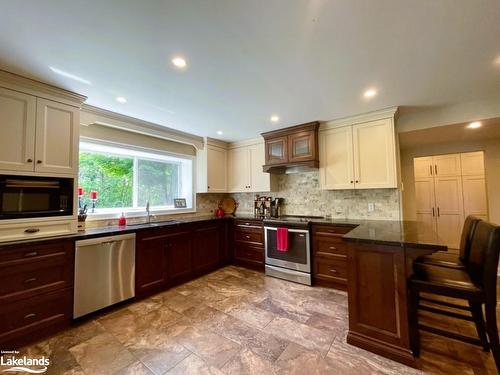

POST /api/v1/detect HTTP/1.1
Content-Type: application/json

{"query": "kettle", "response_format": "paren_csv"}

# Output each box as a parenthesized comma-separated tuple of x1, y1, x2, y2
(215, 207, 225, 218)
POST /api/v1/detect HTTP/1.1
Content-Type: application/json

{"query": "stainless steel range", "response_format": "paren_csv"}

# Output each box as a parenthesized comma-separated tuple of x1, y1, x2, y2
(264, 215, 321, 285)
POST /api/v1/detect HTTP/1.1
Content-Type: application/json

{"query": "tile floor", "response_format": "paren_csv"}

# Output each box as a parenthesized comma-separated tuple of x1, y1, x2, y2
(5, 266, 498, 374)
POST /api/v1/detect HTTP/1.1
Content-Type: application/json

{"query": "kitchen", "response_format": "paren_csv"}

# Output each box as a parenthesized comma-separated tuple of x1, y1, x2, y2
(1, 1, 500, 374)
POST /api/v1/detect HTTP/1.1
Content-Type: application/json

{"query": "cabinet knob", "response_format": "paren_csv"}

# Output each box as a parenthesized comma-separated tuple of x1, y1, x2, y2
(355, 180, 359, 183)
(350, 181, 354, 184)
(27, 158, 33, 163)
(24, 251, 38, 257)
(24, 277, 37, 283)
(330, 268, 338, 274)
(329, 246, 337, 250)
(37, 160, 42, 164)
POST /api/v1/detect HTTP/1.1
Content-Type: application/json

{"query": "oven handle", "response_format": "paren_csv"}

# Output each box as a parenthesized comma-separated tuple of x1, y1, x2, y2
(264, 227, 309, 234)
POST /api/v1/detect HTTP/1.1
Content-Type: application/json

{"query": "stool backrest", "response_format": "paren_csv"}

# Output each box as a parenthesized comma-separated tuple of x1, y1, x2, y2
(459, 216, 481, 263)
(467, 221, 500, 304)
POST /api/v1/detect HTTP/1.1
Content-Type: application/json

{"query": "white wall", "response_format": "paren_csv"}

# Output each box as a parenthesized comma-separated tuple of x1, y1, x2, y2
(400, 138, 500, 225)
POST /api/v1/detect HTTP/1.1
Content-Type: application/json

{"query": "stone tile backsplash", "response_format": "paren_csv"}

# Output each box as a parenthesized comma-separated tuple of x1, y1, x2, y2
(228, 171, 401, 220)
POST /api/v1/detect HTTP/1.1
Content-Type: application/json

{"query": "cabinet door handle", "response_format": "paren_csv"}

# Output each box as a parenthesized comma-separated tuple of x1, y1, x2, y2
(437, 207, 440, 217)
(37, 160, 42, 164)
(24, 228, 40, 234)
(432, 208, 435, 217)
(27, 158, 33, 163)
(24, 277, 37, 283)
(429, 165, 433, 175)
(330, 268, 338, 274)
(24, 313, 37, 320)
(24, 251, 38, 257)
(435, 165, 438, 175)
(245, 235, 251, 239)
(329, 246, 337, 250)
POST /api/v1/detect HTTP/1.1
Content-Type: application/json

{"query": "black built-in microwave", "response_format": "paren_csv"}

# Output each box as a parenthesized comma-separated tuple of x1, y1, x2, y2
(0, 175, 74, 219)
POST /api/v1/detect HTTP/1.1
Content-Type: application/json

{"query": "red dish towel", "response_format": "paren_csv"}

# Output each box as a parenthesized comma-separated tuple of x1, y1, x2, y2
(276, 227, 289, 252)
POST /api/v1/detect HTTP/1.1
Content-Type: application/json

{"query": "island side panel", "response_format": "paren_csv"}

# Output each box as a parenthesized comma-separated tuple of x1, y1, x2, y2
(346, 241, 415, 366)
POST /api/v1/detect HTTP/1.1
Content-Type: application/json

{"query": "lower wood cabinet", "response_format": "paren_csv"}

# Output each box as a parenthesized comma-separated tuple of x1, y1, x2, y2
(0, 239, 74, 348)
(312, 224, 356, 290)
(232, 219, 264, 270)
(135, 220, 226, 299)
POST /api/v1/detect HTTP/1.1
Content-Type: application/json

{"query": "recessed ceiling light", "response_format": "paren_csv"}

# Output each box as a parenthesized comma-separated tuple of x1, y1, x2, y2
(49, 67, 92, 85)
(494, 56, 500, 66)
(172, 57, 187, 68)
(217, 130, 223, 135)
(270, 115, 280, 123)
(363, 88, 377, 98)
(467, 121, 482, 129)
(116, 96, 127, 103)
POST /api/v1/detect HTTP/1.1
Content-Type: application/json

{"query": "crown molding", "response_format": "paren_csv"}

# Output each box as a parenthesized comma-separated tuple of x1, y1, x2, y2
(228, 137, 263, 149)
(0, 69, 87, 106)
(321, 106, 398, 130)
(81, 104, 204, 150)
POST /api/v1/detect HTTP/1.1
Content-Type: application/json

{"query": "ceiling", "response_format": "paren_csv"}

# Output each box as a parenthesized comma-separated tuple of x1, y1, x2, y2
(1, 0, 500, 142)
(399, 118, 500, 149)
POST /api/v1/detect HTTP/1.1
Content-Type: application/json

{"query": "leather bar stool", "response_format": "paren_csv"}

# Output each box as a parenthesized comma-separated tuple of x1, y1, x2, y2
(416, 216, 481, 270)
(409, 221, 500, 371)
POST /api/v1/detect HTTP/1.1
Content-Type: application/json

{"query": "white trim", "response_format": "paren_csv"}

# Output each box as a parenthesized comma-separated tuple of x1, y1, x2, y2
(81, 104, 204, 150)
(321, 106, 399, 131)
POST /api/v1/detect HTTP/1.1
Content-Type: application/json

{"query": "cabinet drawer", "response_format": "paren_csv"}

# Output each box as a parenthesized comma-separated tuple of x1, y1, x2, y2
(0, 240, 72, 264)
(0, 220, 76, 243)
(314, 238, 348, 256)
(314, 257, 348, 281)
(0, 288, 72, 346)
(234, 219, 263, 229)
(0, 254, 73, 303)
(234, 228, 263, 244)
(312, 224, 355, 236)
(234, 243, 264, 264)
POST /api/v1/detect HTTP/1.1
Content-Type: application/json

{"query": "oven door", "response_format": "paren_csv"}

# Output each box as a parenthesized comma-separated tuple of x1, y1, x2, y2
(264, 226, 310, 273)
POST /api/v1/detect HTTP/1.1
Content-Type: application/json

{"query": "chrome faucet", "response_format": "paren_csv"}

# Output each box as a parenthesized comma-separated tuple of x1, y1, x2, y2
(146, 200, 151, 223)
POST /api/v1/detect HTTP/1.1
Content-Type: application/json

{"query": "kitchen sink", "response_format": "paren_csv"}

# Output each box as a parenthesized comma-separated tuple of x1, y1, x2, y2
(127, 219, 184, 227)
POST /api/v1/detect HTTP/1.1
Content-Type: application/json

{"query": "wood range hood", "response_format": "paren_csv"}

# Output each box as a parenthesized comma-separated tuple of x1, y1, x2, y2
(261, 121, 319, 174)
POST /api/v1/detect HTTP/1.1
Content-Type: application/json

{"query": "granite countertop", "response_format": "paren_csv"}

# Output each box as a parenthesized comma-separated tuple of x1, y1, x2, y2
(0, 213, 445, 251)
(342, 220, 446, 250)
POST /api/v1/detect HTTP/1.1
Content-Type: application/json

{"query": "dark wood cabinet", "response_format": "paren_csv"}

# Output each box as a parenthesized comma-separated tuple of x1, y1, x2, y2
(288, 130, 316, 163)
(233, 219, 264, 270)
(166, 231, 192, 285)
(192, 224, 220, 275)
(136, 234, 168, 298)
(0, 239, 74, 349)
(262, 122, 319, 173)
(312, 224, 356, 291)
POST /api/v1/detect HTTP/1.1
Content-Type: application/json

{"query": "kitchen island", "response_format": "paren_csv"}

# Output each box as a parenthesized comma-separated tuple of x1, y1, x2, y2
(342, 220, 446, 366)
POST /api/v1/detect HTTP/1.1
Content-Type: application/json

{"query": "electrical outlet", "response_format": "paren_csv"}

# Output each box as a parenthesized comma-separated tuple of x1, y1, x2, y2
(368, 203, 375, 212)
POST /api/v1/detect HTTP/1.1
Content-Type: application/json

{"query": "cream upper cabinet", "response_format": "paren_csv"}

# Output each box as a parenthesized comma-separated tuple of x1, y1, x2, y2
(320, 126, 354, 189)
(227, 141, 270, 193)
(34, 98, 79, 175)
(460, 151, 485, 176)
(0, 87, 80, 176)
(248, 142, 270, 192)
(352, 119, 397, 189)
(433, 153, 461, 177)
(206, 145, 227, 193)
(413, 157, 433, 179)
(413, 151, 488, 250)
(228, 146, 249, 192)
(320, 116, 397, 190)
(0, 87, 37, 171)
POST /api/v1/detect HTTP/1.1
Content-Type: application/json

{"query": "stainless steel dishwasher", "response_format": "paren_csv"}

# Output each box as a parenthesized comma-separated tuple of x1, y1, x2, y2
(74, 233, 136, 318)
